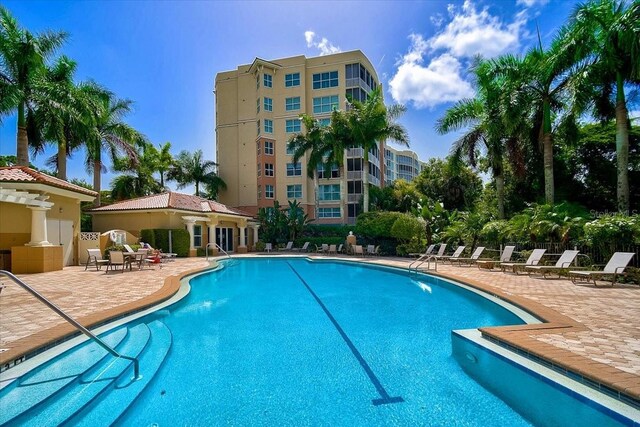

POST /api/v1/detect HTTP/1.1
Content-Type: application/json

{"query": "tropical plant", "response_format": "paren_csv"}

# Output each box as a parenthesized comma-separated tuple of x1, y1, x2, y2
(84, 89, 142, 206)
(566, 0, 640, 213)
(414, 157, 483, 211)
(343, 87, 409, 212)
(284, 200, 312, 242)
(257, 200, 288, 244)
(110, 142, 163, 201)
(0, 6, 68, 166)
(169, 149, 226, 199)
(583, 213, 640, 257)
(153, 141, 174, 189)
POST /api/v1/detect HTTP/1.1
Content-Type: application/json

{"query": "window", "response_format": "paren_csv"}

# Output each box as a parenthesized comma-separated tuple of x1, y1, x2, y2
(286, 119, 301, 133)
(264, 119, 273, 133)
(264, 141, 274, 155)
(257, 120, 260, 135)
(319, 184, 340, 201)
(285, 72, 300, 87)
(313, 95, 339, 114)
(257, 185, 262, 199)
(318, 207, 341, 218)
(317, 163, 339, 179)
(347, 180, 362, 194)
(193, 224, 202, 247)
(263, 73, 272, 88)
(286, 162, 302, 176)
(264, 97, 272, 112)
(285, 96, 301, 111)
(257, 163, 261, 177)
(264, 163, 274, 176)
(265, 184, 274, 198)
(312, 71, 338, 89)
(256, 98, 260, 113)
(287, 184, 302, 199)
(318, 118, 331, 127)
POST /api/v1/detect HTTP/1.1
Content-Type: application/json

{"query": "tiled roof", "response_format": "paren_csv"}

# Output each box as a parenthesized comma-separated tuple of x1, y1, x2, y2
(89, 192, 253, 217)
(0, 166, 98, 197)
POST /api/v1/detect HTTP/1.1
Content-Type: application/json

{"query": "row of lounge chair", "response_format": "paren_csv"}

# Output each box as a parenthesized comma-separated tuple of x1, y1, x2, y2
(264, 242, 380, 256)
(414, 244, 635, 286)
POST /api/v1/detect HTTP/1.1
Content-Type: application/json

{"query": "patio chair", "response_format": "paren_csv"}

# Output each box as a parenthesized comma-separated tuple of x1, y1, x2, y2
(144, 244, 177, 260)
(451, 247, 486, 266)
(500, 249, 547, 274)
(316, 244, 329, 254)
(525, 250, 580, 278)
(435, 246, 466, 263)
(410, 244, 436, 258)
(477, 246, 515, 270)
(328, 244, 337, 254)
(279, 241, 294, 251)
(366, 245, 380, 256)
(85, 248, 110, 271)
(106, 251, 127, 273)
(291, 242, 310, 252)
(337, 244, 343, 253)
(123, 244, 135, 253)
(353, 245, 364, 256)
(569, 252, 635, 287)
(265, 243, 272, 252)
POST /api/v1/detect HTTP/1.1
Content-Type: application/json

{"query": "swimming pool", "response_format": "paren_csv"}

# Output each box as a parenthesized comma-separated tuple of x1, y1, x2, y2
(1, 257, 634, 425)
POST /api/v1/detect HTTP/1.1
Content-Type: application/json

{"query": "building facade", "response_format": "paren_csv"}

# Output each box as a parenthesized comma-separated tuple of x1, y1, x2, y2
(215, 50, 383, 224)
(384, 146, 426, 186)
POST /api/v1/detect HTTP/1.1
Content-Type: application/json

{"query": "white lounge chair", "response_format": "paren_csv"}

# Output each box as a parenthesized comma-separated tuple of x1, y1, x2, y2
(525, 250, 580, 278)
(477, 245, 515, 270)
(265, 243, 272, 252)
(316, 244, 329, 254)
(279, 241, 293, 251)
(500, 249, 547, 274)
(328, 244, 337, 254)
(569, 252, 635, 286)
(436, 245, 466, 263)
(85, 249, 110, 271)
(291, 242, 310, 252)
(414, 244, 436, 258)
(354, 245, 364, 256)
(451, 247, 486, 266)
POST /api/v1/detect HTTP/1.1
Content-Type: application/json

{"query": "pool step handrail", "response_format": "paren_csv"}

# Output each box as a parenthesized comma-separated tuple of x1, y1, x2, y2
(409, 255, 438, 273)
(0, 270, 139, 379)
(206, 242, 231, 260)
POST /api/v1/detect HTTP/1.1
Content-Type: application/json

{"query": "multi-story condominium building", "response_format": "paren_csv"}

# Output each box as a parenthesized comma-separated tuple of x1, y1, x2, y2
(215, 50, 383, 224)
(384, 147, 426, 186)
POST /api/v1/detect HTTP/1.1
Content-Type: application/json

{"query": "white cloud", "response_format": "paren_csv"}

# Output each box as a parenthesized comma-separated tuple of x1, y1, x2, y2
(304, 30, 341, 56)
(429, 0, 525, 58)
(389, 34, 473, 109)
(516, 0, 549, 7)
(430, 13, 444, 28)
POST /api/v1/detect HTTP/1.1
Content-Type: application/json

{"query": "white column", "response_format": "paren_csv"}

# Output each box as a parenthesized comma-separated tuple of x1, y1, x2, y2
(253, 225, 260, 244)
(239, 226, 246, 248)
(209, 224, 217, 245)
(184, 220, 196, 249)
(27, 206, 52, 246)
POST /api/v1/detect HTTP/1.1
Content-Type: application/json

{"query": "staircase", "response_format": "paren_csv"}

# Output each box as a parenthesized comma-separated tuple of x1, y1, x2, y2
(0, 320, 172, 426)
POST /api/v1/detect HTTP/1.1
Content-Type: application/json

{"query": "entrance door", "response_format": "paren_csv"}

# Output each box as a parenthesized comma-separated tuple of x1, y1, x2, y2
(216, 227, 234, 252)
(47, 219, 74, 266)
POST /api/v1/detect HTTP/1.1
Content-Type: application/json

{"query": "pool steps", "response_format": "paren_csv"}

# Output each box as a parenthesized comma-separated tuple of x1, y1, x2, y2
(0, 320, 172, 426)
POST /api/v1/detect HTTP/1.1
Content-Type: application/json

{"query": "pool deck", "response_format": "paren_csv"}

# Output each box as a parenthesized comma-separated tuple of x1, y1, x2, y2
(0, 254, 638, 402)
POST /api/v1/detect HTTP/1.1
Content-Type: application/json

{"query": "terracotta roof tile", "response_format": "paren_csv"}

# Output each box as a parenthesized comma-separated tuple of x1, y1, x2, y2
(0, 166, 98, 197)
(89, 191, 253, 217)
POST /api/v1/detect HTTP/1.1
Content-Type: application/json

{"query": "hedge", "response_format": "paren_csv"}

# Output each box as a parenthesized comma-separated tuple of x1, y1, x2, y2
(140, 228, 190, 257)
(140, 229, 156, 248)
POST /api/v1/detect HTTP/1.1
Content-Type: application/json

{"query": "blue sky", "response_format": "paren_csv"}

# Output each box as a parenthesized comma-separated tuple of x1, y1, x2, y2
(0, 0, 581, 188)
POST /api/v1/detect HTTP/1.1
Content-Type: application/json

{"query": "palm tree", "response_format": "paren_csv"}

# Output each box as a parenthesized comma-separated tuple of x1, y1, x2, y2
(110, 141, 163, 201)
(436, 59, 514, 219)
(84, 90, 141, 206)
(154, 141, 174, 189)
(0, 6, 67, 166)
(169, 149, 226, 198)
(566, 0, 640, 212)
(344, 87, 409, 212)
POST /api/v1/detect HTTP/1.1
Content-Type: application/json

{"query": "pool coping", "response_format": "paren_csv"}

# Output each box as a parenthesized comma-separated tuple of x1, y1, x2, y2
(2, 255, 638, 405)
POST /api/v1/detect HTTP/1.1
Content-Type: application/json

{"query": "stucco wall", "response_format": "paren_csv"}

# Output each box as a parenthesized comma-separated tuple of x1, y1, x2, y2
(92, 211, 186, 237)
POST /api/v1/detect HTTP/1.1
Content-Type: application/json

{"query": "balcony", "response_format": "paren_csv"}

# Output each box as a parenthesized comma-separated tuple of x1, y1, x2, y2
(347, 171, 362, 180)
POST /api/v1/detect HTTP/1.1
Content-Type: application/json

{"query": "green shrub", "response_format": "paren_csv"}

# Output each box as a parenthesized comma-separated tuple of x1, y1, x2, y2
(355, 211, 404, 238)
(583, 214, 640, 257)
(304, 224, 352, 238)
(154, 229, 170, 253)
(396, 241, 425, 257)
(390, 214, 424, 242)
(255, 240, 266, 251)
(140, 229, 156, 247)
(480, 220, 509, 246)
(170, 229, 190, 257)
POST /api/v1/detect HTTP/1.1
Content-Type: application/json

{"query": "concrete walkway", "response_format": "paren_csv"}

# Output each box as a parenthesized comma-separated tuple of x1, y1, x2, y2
(0, 255, 638, 401)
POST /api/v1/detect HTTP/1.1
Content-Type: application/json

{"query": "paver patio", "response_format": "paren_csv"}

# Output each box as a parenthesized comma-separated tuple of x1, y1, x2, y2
(0, 254, 638, 402)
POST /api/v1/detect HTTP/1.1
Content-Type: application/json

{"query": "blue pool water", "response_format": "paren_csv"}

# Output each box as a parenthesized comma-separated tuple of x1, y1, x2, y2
(117, 258, 530, 425)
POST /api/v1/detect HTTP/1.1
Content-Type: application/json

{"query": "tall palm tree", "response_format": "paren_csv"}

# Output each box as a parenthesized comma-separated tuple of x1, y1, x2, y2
(436, 59, 516, 219)
(110, 142, 163, 201)
(566, 0, 640, 212)
(84, 90, 141, 206)
(0, 6, 67, 166)
(288, 114, 332, 220)
(344, 87, 409, 212)
(169, 149, 226, 198)
(154, 141, 174, 189)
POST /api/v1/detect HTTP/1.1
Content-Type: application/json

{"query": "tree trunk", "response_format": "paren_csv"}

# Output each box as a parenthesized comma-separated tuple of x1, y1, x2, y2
(57, 141, 67, 180)
(615, 72, 629, 214)
(362, 149, 370, 213)
(313, 172, 319, 221)
(93, 159, 102, 207)
(542, 100, 554, 204)
(160, 172, 165, 189)
(495, 172, 505, 219)
(16, 102, 29, 167)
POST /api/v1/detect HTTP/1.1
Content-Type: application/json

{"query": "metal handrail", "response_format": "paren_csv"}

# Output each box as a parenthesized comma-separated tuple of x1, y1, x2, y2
(206, 242, 231, 260)
(409, 255, 438, 273)
(0, 270, 139, 379)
